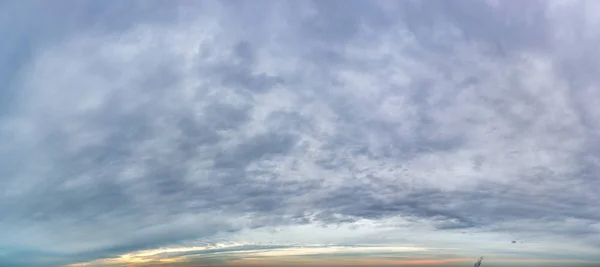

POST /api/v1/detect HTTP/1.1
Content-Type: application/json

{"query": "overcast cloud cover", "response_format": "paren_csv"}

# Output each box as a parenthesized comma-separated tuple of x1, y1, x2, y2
(1, 0, 600, 266)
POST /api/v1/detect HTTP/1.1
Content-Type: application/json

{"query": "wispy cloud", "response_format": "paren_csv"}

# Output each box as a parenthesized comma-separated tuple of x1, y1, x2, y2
(1, 0, 600, 266)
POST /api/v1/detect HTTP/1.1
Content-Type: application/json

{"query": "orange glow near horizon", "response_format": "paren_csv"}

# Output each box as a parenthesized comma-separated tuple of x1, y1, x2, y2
(67, 245, 435, 266)
(66, 244, 598, 267)
(229, 257, 470, 267)
(67, 252, 599, 267)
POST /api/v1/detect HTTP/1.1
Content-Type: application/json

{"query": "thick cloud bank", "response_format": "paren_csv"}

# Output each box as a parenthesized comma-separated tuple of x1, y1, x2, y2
(1, 0, 600, 266)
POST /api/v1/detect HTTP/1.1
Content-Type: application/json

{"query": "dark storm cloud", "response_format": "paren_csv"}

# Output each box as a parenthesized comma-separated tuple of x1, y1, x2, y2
(1, 0, 600, 266)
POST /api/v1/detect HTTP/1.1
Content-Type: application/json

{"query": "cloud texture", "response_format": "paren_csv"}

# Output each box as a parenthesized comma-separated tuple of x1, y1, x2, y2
(1, 0, 600, 266)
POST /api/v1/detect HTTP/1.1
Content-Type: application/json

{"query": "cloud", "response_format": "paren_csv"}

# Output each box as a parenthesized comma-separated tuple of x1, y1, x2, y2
(1, 0, 600, 265)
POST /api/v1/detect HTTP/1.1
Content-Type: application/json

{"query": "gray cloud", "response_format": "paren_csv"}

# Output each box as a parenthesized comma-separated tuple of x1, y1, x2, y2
(1, 0, 600, 265)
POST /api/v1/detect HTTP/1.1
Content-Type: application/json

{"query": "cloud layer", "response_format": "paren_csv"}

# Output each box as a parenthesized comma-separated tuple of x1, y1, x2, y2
(1, 0, 600, 266)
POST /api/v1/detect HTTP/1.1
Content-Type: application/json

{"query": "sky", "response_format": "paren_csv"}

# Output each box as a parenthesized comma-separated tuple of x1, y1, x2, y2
(1, 0, 600, 266)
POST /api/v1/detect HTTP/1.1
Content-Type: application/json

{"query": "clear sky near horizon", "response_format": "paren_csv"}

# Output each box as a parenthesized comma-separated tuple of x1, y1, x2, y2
(1, 0, 600, 266)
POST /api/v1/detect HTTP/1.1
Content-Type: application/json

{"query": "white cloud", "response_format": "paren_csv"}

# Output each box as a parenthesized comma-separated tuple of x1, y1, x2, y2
(1, 1, 600, 266)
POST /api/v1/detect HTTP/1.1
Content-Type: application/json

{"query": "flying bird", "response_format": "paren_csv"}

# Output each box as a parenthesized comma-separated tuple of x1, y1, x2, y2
(474, 256, 484, 267)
